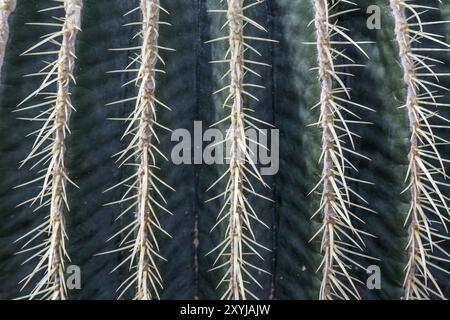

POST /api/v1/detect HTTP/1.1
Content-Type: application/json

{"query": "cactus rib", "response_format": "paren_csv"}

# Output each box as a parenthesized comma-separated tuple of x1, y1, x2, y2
(0, 0, 15, 76)
(311, 0, 374, 300)
(104, 0, 173, 300)
(16, 0, 83, 300)
(207, 0, 273, 300)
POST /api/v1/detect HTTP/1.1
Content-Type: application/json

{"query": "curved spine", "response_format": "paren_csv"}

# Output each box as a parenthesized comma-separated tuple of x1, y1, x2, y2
(311, 0, 373, 300)
(16, 0, 83, 300)
(390, 0, 450, 300)
(105, 0, 173, 300)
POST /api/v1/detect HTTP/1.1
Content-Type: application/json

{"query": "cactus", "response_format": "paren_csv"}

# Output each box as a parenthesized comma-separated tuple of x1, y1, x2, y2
(0, 0, 449, 300)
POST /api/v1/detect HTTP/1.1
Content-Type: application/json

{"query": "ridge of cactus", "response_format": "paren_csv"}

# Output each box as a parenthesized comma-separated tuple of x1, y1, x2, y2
(390, 0, 450, 300)
(103, 0, 174, 300)
(310, 0, 376, 300)
(206, 0, 275, 300)
(15, 0, 83, 300)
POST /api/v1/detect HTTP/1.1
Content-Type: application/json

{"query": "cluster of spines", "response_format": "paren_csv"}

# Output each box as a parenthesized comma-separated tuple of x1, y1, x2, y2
(207, 0, 274, 300)
(104, 0, 173, 300)
(15, 0, 83, 300)
(390, 0, 450, 300)
(0, 0, 15, 75)
(310, 0, 375, 300)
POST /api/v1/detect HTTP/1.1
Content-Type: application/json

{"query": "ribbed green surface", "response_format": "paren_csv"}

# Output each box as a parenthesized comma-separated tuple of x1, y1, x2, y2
(0, 0, 449, 299)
